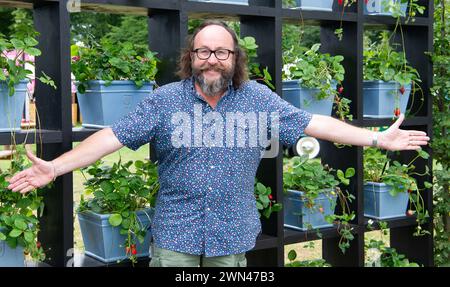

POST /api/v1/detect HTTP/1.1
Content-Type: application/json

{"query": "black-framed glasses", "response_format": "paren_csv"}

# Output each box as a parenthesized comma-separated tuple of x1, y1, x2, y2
(192, 48, 234, 60)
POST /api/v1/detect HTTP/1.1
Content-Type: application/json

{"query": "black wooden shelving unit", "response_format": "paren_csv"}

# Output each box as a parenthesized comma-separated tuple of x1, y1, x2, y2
(0, 0, 434, 267)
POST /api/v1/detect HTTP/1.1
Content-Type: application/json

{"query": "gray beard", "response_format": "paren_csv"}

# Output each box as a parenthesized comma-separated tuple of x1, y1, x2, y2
(193, 67, 234, 97)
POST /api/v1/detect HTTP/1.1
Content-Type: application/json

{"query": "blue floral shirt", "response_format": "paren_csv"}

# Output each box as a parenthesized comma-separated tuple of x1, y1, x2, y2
(111, 78, 312, 257)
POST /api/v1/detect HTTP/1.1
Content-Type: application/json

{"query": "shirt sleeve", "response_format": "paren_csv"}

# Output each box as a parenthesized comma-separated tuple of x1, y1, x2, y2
(266, 89, 313, 148)
(111, 94, 161, 151)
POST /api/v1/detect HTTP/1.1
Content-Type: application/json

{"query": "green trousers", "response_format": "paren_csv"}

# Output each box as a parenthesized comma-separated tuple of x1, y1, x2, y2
(149, 245, 247, 267)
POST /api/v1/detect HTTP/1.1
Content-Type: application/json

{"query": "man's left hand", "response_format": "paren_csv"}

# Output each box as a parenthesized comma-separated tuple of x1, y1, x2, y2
(379, 114, 430, 151)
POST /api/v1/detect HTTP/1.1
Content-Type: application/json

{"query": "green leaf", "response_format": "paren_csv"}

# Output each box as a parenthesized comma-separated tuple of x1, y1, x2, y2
(288, 250, 297, 261)
(0, 232, 6, 241)
(345, 168, 355, 178)
(9, 229, 23, 238)
(24, 37, 39, 47)
(108, 214, 123, 227)
(10, 39, 25, 49)
(14, 219, 28, 231)
(100, 181, 115, 193)
(24, 231, 34, 243)
(24, 47, 41, 56)
(256, 201, 263, 210)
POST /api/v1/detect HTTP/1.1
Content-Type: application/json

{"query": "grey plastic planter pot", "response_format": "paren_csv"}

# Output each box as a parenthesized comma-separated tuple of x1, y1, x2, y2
(284, 189, 337, 231)
(78, 208, 154, 263)
(189, 0, 248, 5)
(364, 182, 409, 219)
(282, 80, 335, 116)
(363, 80, 411, 118)
(292, 0, 334, 11)
(364, 0, 408, 16)
(76, 80, 155, 128)
(0, 228, 25, 267)
(0, 80, 28, 132)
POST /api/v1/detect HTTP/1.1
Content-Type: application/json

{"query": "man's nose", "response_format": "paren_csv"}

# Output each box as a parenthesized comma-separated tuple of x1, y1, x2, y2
(207, 53, 219, 65)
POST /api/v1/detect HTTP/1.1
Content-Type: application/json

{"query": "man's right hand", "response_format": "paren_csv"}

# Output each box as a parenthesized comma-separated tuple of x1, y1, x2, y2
(7, 149, 56, 194)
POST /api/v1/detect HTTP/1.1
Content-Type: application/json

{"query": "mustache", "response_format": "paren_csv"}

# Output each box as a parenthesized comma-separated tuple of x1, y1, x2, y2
(199, 65, 225, 72)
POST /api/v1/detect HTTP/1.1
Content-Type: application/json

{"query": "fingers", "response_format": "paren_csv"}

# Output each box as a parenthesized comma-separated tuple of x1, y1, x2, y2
(19, 186, 36, 194)
(408, 130, 428, 136)
(26, 149, 41, 165)
(406, 145, 422, 150)
(8, 171, 27, 185)
(11, 181, 30, 193)
(7, 177, 27, 190)
(409, 140, 429, 146)
(392, 113, 405, 128)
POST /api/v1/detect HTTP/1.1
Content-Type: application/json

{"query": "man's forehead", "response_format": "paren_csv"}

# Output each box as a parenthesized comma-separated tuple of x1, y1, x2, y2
(194, 25, 234, 48)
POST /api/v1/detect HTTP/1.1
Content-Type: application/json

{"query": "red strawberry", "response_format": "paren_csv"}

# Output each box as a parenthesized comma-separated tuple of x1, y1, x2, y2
(338, 0, 343, 5)
(338, 86, 344, 94)
(399, 86, 405, 95)
(131, 248, 137, 255)
(365, 0, 368, 4)
(36, 241, 41, 249)
(394, 108, 401, 117)
(268, 194, 273, 200)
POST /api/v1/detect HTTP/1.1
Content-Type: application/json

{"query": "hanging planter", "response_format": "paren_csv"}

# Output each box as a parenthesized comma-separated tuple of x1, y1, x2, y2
(283, 44, 351, 120)
(71, 39, 159, 128)
(291, 0, 334, 11)
(189, 0, 248, 5)
(0, 228, 25, 267)
(363, 81, 411, 118)
(364, 0, 408, 16)
(0, 80, 28, 132)
(78, 208, 154, 263)
(76, 80, 155, 128)
(282, 80, 335, 116)
(284, 189, 336, 231)
(364, 182, 409, 219)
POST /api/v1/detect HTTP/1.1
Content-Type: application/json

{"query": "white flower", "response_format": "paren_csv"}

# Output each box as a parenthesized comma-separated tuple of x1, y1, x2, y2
(366, 248, 382, 267)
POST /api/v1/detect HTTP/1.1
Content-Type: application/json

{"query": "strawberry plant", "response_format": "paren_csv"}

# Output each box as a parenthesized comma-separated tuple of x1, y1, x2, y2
(0, 146, 46, 262)
(283, 44, 352, 121)
(254, 180, 282, 219)
(283, 155, 356, 253)
(364, 147, 431, 236)
(71, 38, 159, 94)
(78, 158, 159, 264)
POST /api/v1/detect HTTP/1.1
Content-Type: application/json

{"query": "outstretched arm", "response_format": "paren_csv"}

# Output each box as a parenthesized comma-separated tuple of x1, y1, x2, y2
(304, 114, 429, 151)
(7, 127, 123, 194)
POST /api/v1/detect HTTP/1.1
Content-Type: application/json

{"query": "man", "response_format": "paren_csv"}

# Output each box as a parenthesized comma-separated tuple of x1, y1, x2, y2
(7, 20, 429, 267)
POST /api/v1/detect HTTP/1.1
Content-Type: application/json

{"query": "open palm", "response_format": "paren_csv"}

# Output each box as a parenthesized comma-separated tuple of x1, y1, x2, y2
(380, 114, 430, 151)
(7, 149, 55, 194)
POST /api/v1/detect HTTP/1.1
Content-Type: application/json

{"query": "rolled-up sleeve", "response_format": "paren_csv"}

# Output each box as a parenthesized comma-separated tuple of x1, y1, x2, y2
(111, 94, 161, 151)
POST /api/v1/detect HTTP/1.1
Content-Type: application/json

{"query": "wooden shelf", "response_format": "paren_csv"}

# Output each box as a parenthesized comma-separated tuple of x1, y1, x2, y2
(0, 130, 63, 145)
(283, 225, 360, 245)
(72, 127, 102, 142)
(361, 116, 430, 127)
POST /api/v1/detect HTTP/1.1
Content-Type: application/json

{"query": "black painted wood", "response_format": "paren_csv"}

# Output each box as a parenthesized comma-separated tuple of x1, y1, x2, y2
(34, 0, 74, 267)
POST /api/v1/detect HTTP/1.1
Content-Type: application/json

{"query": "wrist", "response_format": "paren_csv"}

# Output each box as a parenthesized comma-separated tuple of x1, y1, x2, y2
(50, 160, 58, 182)
(372, 131, 379, 148)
